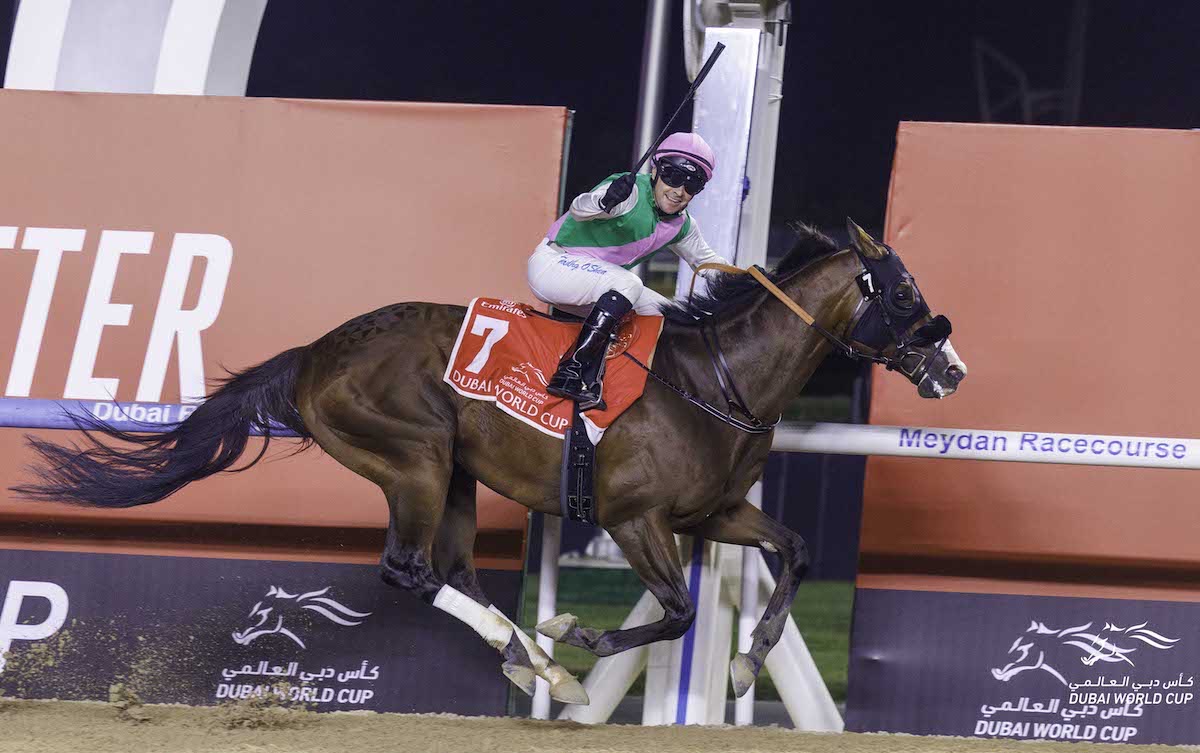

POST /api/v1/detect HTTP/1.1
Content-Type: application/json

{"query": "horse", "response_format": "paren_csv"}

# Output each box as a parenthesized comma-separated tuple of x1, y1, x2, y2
(12, 219, 967, 706)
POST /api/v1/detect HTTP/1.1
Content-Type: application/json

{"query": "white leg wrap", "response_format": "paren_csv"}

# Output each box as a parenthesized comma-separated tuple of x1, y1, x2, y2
(433, 586, 513, 650)
(488, 605, 574, 686)
(489, 605, 549, 672)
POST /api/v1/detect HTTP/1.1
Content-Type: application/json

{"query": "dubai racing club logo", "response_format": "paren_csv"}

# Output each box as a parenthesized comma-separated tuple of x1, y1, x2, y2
(992, 621, 1180, 686)
(232, 586, 372, 649)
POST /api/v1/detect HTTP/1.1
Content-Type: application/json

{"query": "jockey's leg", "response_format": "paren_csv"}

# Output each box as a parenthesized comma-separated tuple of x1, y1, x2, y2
(528, 244, 662, 408)
(679, 498, 810, 698)
(527, 241, 648, 314)
(545, 290, 632, 411)
(537, 510, 695, 657)
(628, 284, 672, 316)
(433, 463, 587, 704)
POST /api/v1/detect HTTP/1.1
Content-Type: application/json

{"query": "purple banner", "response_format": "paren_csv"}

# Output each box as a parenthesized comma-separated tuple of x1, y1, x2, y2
(0, 548, 519, 715)
(847, 589, 1200, 746)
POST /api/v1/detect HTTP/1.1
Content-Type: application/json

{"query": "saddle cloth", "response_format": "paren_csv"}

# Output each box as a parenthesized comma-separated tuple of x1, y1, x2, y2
(444, 298, 663, 441)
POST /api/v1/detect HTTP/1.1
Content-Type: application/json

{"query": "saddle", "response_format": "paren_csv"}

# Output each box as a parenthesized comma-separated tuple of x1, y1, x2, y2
(444, 298, 664, 524)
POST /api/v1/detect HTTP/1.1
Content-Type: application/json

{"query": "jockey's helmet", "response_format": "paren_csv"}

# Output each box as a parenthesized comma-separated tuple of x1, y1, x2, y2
(652, 132, 716, 182)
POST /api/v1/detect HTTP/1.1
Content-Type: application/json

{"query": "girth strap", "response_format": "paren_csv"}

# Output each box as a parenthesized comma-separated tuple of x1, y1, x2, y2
(560, 406, 597, 524)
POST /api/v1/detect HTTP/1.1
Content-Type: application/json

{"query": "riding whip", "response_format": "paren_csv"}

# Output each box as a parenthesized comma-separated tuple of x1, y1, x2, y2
(629, 42, 725, 175)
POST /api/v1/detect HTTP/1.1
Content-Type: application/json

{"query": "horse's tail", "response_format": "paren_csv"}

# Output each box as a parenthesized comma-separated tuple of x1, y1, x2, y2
(10, 347, 314, 508)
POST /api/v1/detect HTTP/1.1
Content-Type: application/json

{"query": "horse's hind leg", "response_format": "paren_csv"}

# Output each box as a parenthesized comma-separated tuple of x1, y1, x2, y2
(301, 406, 537, 697)
(680, 498, 809, 697)
(537, 510, 695, 657)
(433, 465, 587, 705)
(375, 453, 540, 697)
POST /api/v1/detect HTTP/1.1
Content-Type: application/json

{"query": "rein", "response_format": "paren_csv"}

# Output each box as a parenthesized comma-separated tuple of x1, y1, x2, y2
(691, 263, 858, 357)
(691, 261, 948, 375)
(622, 348, 778, 434)
(621, 259, 948, 434)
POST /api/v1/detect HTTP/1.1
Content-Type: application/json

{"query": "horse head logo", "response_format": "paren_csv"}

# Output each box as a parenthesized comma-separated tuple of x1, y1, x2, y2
(231, 586, 372, 649)
(511, 362, 549, 387)
(991, 620, 1179, 686)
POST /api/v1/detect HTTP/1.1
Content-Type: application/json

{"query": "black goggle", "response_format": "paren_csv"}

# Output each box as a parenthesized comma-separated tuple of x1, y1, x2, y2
(656, 162, 707, 195)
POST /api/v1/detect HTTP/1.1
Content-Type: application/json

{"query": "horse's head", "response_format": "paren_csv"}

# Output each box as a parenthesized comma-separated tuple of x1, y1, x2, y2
(843, 219, 967, 399)
(990, 621, 1062, 684)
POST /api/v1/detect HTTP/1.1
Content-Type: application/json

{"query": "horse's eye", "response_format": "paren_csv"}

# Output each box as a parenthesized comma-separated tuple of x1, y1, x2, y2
(893, 283, 915, 308)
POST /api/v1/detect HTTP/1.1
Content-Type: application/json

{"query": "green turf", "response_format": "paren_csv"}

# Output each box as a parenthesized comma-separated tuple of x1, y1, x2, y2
(519, 569, 853, 703)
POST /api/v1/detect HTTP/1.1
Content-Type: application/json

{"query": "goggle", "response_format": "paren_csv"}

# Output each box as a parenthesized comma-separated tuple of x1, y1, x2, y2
(656, 160, 707, 195)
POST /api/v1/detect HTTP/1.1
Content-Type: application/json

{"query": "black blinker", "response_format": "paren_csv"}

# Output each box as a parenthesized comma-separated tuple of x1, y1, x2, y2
(912, 315, 952, 345)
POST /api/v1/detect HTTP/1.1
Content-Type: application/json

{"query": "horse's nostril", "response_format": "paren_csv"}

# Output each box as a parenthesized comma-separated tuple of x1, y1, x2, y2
(946, 365, 965, 384)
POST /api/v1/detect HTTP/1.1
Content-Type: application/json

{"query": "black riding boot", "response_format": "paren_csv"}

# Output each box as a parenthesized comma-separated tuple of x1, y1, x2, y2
(546, 291, 634, 411)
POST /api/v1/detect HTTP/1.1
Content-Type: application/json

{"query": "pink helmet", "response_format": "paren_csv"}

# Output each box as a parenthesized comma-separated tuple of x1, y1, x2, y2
(653, 132, 715, 181)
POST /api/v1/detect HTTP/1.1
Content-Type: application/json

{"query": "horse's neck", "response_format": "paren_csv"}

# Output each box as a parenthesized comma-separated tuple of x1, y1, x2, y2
(685, 251, 861, 421)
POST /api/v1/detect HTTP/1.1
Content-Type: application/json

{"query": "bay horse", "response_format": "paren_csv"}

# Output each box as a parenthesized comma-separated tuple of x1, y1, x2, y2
(13, 220, 966, 706)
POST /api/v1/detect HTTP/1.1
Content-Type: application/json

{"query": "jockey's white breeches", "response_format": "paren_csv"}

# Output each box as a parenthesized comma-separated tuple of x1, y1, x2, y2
(527, 240, 671, 317)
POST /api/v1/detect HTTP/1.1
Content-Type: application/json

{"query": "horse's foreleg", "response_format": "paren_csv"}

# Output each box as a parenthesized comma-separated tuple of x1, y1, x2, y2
(537, 510, 695, 657)
(433, 464, 587, 705)
(680, 498, 810, 697)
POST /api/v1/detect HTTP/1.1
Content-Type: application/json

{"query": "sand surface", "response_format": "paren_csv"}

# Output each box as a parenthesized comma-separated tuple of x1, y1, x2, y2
(2, 699, 1198, 753)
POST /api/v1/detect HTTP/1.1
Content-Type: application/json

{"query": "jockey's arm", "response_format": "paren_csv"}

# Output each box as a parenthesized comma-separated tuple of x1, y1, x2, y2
(669, 221, 730, 278)
(567, 177, 639, 221)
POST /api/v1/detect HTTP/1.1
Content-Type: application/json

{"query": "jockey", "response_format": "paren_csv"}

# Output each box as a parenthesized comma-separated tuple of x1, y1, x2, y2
(528, 132, 730, 410)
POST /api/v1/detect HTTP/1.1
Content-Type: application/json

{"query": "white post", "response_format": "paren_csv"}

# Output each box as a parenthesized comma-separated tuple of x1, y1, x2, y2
(674, 28, 761, 301)
(531, 513, 562, 719)
(734, 481, 763, 725)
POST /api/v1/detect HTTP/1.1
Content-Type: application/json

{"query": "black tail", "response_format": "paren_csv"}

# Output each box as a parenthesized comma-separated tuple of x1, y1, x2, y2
(11, 347, 314, 508)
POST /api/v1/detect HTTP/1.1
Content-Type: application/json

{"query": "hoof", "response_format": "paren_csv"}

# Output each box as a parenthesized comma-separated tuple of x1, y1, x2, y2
(730, 653, 757, 698)
(549, 676, 590, 706)
(536, 613, 578, 642)
(502, 661, 536, 697)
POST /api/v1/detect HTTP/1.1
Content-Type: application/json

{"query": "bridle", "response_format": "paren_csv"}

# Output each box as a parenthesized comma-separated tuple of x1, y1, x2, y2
(844, 266, 953, 385)
(621, 255, 952, 434)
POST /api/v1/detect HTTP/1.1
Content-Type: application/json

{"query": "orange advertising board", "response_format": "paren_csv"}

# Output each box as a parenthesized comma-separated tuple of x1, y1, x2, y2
(862, 121, 1200, 600)
(0, 91, 568, 566)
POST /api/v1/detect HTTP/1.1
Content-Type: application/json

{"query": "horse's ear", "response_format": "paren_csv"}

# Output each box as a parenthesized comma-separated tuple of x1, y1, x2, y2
(846, 218, 888, 260)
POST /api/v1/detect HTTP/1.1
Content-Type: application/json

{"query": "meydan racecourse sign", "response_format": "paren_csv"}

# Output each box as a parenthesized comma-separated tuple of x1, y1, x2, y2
(774, 423, 1198, 470)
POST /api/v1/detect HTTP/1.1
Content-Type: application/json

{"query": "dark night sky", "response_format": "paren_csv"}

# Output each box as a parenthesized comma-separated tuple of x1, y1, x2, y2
(240, 1, 1199, 237)
(3, 1, 1198, 236)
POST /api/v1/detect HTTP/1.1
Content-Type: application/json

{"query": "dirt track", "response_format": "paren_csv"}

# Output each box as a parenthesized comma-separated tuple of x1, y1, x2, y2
(2, 700, 1197, 753)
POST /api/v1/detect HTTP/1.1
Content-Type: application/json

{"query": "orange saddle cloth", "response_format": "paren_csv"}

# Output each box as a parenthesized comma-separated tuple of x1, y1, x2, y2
(444, 298, 664, 439)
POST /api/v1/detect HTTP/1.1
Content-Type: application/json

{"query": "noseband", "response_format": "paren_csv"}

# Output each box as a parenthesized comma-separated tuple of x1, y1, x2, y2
(844, 268, 952, 384)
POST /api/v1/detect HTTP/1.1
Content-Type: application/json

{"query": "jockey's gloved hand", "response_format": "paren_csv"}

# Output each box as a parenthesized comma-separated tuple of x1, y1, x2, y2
(599, 174, 636, 213)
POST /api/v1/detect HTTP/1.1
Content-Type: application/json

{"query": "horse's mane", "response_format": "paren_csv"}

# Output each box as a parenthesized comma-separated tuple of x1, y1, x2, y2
(658, 222, 841, 326)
